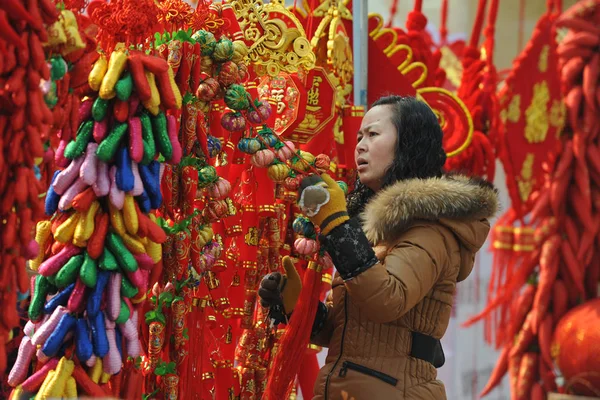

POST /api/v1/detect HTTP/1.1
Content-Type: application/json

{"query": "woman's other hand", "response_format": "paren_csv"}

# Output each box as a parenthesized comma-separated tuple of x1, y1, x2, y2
(258, 256, 302, 322)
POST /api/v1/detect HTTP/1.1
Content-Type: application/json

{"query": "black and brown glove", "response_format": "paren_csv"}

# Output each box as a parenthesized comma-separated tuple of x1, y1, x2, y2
(298, 174, 378, 280)
(258, 256, 302, 324)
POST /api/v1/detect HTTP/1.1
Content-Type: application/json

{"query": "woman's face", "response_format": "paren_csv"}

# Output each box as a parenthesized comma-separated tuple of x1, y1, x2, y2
(354, 105, 398, 191)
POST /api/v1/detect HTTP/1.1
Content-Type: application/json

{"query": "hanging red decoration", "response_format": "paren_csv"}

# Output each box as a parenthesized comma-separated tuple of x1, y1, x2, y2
(444, 0, 500, 182)
(497, 1, 565, 219)
(367, 13, 474, 161)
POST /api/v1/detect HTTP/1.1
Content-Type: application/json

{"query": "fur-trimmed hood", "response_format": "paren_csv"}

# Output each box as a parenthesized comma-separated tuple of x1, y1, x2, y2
(361, 175, 500, 250)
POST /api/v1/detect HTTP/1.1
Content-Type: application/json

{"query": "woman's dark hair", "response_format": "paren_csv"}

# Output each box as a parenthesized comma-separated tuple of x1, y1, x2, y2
(347, 95, 446, 217)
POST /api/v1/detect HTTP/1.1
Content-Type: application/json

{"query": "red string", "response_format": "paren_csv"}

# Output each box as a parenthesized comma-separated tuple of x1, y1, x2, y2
(547, 0, 562, 14)
(386, 0, 400, 28)
(554, 0, 562, 13)
(485, 0, 499, 35)
(306, 0, 317, 38)
(440, 0, 449, 44)
(484, 0, 499, 64)
(469, 0, 487, 49)
(518, 0, 526, 53)
(413, 0, 422, 12)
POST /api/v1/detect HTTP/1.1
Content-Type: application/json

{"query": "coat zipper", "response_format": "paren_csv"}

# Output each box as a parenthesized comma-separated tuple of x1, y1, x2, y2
(338, 361, 399, 386)
(324, 294, 348, 399)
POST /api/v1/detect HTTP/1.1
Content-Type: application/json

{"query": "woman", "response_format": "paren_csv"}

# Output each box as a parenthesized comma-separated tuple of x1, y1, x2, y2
(259, 96, 499, 399)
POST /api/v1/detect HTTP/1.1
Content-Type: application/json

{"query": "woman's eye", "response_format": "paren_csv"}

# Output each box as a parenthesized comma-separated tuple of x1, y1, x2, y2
(369, 131, 378, 136)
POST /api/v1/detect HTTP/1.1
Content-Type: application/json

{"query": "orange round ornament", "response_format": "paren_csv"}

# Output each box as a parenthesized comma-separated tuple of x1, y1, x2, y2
(552, 299, 600, 396)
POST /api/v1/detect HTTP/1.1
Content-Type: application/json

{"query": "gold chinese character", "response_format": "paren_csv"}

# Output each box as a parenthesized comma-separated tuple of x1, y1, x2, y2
(307, 87, 320, 106)
(538, 45, 549, 73)
(307, 76, 323, 106)
(504, 95, 521, 123)
(245, 227, 259, 246)
(225, 198, 237, 215)
(226, 325, 233, 344)
(271, 88, 285, 102)
(277, 102, 286, 113)
(549, 99, 566, 133)
(524, 81, 550, 143)
(517, 153, 535, 202)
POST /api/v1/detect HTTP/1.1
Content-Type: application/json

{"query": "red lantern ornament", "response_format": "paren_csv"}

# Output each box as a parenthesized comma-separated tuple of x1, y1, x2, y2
(203, 200, 229, 222)
(283, 176, 301, 191)
(314, 154, 331, 172)
(196, 77, 221, 101)
(218, 61, 240, 87)
(237, 62, 249, 82)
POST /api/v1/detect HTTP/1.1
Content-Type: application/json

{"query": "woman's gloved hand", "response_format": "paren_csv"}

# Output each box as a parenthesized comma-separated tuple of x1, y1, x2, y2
(298, 173, 349, 236)
(299, 173, 379, 281)
(258, 256, 302, 324)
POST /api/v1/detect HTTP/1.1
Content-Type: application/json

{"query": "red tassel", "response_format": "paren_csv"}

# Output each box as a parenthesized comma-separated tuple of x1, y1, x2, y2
(263, 261, 322, 399)
(440, 0, 449, 43)
(298, 352, 320, 398)
(213, 360, 234, 400)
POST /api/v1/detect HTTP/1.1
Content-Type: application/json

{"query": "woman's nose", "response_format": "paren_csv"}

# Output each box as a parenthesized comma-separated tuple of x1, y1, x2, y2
(355, 137, 367, 153)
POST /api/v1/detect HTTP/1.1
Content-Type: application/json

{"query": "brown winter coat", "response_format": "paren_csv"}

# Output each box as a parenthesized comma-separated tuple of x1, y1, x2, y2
(311, 175, 499, 400)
